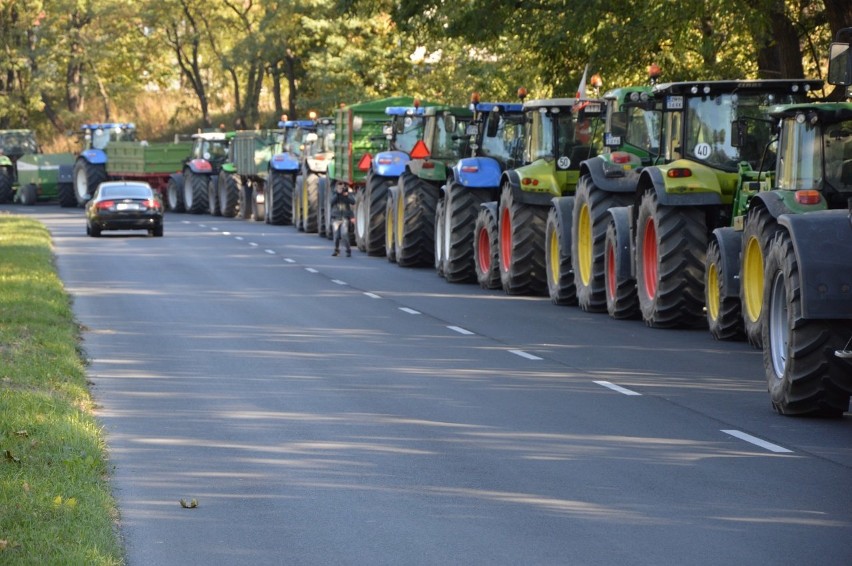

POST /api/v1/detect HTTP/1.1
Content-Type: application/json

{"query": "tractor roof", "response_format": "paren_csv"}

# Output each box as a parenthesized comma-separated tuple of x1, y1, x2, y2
(386, 107, 425, 116)
(523, 98, 578, 110)
(475, 102, 524, 113)
(81, 122, 135, 131)
(280, 120, 316, 129)
(422, 106, 473, 118)
(191, 132, 227, 141)
(603, 86, 653, 103)
(652, 79, 823, 97)
(768, 102, 852, 123)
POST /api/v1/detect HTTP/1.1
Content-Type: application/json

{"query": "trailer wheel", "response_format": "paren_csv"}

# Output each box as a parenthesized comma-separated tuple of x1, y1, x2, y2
(361, 172, 391, 256)
(573, 175, 632, 312)
(0, 171, 13, 203)
(545, 200, 577, 305)
(499, 183, 547, 295)
(73, 159, 107, 207)
(741, 206, 778, 348)
(604, 217, 639, 319)
(20, 183, 37, 205)
(238, 181, 252, 220)
(252, 183, 265, 221)
(267, 171, 293, 225)
(705, 238, 744, 341)
(385, 190, 397, 263)
(764, 231, 851, 417)
(58, 183, 76, 208)
(183, 171, 208, 214)
(434, 198, 446, 277)
(301, 174, 319, 233)
(208, 178, 220, 216)
(218, 174, 239, 218)
(443, 181, 488, 283)
(474, 206, 501, 289)
(636, 189, 706, 328)
(317, 177, 328, 237)
(167, 175, 184, 212)
(395, 171, 438, 267)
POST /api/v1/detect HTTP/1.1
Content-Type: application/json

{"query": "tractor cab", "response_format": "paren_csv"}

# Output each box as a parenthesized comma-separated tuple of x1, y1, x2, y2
(474, 100, 525, 171)
(189, 131, 229, 171)
(604, 86, 661, 166)
(81, 123, 136, 150)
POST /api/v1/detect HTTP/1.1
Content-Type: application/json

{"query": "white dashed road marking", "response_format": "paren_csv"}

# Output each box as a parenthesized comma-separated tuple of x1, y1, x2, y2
(399, 307, 420, 315)
(721, 430, 792, 453)
(508, 350, 542, 360)
(593, 381, 641, 396)
(305, 268, 319, 274)
(364, 292, 381, 299)
(447, 326, 474, 335)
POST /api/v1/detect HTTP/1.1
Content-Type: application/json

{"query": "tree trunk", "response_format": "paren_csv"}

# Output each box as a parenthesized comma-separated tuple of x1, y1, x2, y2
(756, 2, 804, 79)
(285, 53, 298, 120)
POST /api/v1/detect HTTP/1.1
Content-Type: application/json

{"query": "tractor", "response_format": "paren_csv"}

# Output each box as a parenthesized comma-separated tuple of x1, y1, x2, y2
(271, 119, 314, 228)
(73, 122, 136, 206)
(759, 29, 852, 416)
(437, 95, 525, 283)
(385, 104, 474, 267)
(487, 96, 604, 296)
(603, 79, 820, 330)
(166, 131, 230, 214)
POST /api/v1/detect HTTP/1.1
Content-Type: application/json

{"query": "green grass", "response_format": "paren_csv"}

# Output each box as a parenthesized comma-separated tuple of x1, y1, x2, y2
(0, 213, 124, 564)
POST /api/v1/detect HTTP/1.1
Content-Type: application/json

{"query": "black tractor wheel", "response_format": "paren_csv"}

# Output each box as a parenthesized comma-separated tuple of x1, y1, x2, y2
(474, 205, 501, 289)
(385, 190, 397, 263)
(207, 177, 220, 216)
(73, 159, 107, 207)
(572, 175, 632, 312)
(316, 177, 328, 237)
(443, 181, 489, 283)
(166, 175, 184, 212)
(218, 174, 239, 218)
(741, 206, 779, 348)
(498, 183, 547, 295)
(764, 232, 852, 417)
(705, 238, 744, 341)
(0, 171, 13, 203)
(360, 172, 392, 256)
(301, 174, 319, 233)
(238, 181, 253, 220)
(434, 198, 446, 277)
(57, 183, 76, 208)
(604, 217, 639, 319)
(183, 171, 208, 214)
(635, 189, 706, 328)
(267, 171, 294, 225)
(395, 171, 438, 267)
(545, 200, 577, 305)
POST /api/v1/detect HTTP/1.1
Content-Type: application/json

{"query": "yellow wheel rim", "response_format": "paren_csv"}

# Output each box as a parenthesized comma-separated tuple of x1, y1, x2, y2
(578, 203, 593, 286)
(743, 236, 764, 322)
(396, 189, 405, 248)
(549, 228, 560, 285)
(707, 263, 720, 321)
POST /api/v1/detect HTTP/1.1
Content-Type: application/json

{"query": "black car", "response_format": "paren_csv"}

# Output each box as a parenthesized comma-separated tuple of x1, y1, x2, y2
(86, 181, 164, 237)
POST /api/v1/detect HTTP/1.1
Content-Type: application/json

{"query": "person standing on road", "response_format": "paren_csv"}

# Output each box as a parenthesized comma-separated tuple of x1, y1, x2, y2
(330, 185, 355, 257)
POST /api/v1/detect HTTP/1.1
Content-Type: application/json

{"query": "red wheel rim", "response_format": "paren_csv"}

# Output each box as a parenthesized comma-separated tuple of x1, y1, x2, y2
(477, 226, 491, 272)
(606, 243, 616, 301)
(500, 208, 512, 271)
(642, 217, 658, 300)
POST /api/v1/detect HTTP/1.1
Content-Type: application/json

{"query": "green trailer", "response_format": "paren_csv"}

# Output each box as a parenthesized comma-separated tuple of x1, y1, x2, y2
(14, 153, 77, 207)
(104, 140, 193, 201)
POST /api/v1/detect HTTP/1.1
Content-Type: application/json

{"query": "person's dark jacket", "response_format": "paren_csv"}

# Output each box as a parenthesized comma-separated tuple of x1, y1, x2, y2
(330, 190, 355, 220)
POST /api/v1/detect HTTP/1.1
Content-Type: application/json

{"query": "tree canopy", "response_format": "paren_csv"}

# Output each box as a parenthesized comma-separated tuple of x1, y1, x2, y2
(0, 0, 847, 144)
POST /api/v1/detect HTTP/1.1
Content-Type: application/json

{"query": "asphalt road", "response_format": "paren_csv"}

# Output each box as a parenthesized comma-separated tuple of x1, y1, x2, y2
(9, 204, 852, 565)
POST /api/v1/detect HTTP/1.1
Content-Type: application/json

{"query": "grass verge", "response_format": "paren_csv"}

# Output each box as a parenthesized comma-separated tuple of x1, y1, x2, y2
(0, 213, 123, 564)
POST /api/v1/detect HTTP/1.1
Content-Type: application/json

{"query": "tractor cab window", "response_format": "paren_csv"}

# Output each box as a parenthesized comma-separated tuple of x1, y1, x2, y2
(481, 113, 525, 168)
(822, 120, 852, 195)
(526, 109, 563, 162)
(427, 113, 469, 160)
(282, 128, 302, 156)
(663, 112, 683, 161)
(625, 106, 661, 155)
(394, 115, 424, 154)
(684, 92, 798, 172)
(777, 117, 821, 191)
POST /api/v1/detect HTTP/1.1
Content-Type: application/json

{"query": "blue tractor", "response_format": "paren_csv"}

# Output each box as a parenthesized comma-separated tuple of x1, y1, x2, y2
(72, 122, 136, 206)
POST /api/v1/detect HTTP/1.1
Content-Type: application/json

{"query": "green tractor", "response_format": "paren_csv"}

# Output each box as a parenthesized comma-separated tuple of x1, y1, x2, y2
(491, 97, 605, 296)
(385, 104, 474, 267)
(0, 129, 76, 207)
(564, 85, 661, 312)
(603, 79, 820, 330)
(757, 30, 852, 416)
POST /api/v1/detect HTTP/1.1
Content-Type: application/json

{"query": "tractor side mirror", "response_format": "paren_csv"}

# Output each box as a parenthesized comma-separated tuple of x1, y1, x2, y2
(485, 116, 500, 138)
(828, 42, 852, 86)
(731, 119, 746, 148)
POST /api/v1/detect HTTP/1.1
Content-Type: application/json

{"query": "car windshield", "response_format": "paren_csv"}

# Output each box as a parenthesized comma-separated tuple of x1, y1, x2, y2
(100, 186, 152, 199)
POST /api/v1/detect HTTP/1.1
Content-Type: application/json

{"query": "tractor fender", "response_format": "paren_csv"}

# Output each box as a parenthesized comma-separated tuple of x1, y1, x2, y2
(186, 159, 213, 175)
(79, 148, 107, 165)
(306, 156, 329, 175)
(581, 156, 640, 194)
(778, 210, 852, 319)
(373, 150, 410, 178)
(606, 206, 633, 281)
(455, 156, 502, 189)
(503, 169, 553, 207)
(710, 226, 741, 297)
(270, 152, 300, 172)
(749, 190, 826, 220)
(640, 167, 723, 207)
